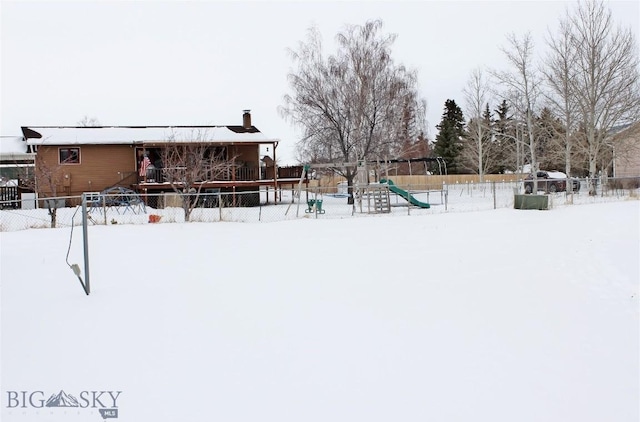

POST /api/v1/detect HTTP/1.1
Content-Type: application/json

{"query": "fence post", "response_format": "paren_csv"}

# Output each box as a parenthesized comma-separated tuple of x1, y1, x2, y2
(102, 195, 107, 225)
(407, 183, 411, 216)
(314, 188, 318, 218)
(492, 181, 496, 209)
(444, 182, 448, 211)
(219, 192, 223, 221)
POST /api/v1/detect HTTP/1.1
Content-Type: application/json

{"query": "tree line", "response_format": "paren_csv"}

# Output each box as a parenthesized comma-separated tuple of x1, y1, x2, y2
(282, 0, 640, 197)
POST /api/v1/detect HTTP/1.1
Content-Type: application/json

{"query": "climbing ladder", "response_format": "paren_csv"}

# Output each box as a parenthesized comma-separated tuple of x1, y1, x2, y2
(366, 185, 391, 213)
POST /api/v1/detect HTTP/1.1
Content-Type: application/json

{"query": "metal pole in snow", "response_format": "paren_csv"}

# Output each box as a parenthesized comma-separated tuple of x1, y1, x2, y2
(81, 193, 91, 295)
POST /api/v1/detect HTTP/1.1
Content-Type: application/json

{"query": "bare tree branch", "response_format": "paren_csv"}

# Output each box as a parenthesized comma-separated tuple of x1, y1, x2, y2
(492, 32, 545, 191)
(461, 68, 496, 180)
(77, 116, 101, 127)
(563, 0, 640, 192)
(159, 129, 237, 221)
(19, 146, 67, 228)
(281, 20, 427, 203)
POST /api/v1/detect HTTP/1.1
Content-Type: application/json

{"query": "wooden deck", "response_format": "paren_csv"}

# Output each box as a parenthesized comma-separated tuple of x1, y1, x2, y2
(133, 177, 305, 206)
(133, 177, 303, 191)
(132, 165, 307, 206)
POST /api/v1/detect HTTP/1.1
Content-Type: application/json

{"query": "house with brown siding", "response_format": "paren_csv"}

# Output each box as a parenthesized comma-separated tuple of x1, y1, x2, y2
(21, 111, 302, 204)
(612, 122, 640, 178)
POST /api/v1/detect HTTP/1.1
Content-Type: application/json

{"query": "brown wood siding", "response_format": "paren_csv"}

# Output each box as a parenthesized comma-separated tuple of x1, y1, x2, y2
(230, 145, 259, 169)
(140, 143, 260, 169)
(616, 153, 640, 177)
(615, 138, 640, 177)
(37, 145, 136, 196)
(613, 122, 640, 178)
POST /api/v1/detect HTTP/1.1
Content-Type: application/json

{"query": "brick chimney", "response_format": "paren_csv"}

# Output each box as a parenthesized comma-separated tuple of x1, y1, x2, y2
(242, 110, 252, 129)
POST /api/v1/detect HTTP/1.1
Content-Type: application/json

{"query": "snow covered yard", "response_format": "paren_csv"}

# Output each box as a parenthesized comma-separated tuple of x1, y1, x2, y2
(1, 201, 638, 422)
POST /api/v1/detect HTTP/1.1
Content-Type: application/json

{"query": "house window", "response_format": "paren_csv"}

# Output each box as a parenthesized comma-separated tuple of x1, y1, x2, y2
(59, 147, 80, 164)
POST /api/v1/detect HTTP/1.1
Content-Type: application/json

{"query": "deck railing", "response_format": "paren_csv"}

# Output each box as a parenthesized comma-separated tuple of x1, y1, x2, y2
(141, 166, 261, 184)
(263, 165, 305, 179)
(0, 186, 19, 209)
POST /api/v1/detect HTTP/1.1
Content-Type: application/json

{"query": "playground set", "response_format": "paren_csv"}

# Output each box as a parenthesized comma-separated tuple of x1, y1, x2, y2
(79, 157, 446, 218)
(292, 157, 446, 215)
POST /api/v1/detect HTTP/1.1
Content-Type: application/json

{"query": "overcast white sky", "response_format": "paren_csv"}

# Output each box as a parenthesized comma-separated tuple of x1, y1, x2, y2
(1, 0, 638, 164)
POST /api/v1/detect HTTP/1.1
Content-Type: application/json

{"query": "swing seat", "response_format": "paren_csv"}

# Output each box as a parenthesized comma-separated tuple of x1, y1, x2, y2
(305, 199, 325, 214)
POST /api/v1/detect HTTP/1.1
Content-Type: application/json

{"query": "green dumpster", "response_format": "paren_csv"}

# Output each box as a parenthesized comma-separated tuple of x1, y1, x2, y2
(514, 194, 549, 210)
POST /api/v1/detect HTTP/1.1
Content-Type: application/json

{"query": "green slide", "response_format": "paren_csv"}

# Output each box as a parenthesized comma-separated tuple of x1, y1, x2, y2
(379, 179, 431, 209)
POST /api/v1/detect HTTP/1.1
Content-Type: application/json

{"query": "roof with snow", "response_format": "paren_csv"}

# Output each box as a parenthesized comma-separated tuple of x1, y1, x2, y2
(21, 126, 279, 146)
(0, 136, 34, 161)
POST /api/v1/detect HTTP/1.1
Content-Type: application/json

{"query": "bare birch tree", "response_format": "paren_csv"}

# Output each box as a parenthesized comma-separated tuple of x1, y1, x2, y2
(542, 16, 580, 190)
(492, 32, 544, 192)
(160, 130, 237, 222)
(281, 20, 426, 204)
(461, 68, 495, 181)
(562, 0, 640, 194)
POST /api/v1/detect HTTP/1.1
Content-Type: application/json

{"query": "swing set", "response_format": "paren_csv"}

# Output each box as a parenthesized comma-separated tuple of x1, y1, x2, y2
(287, 157, 446, 216)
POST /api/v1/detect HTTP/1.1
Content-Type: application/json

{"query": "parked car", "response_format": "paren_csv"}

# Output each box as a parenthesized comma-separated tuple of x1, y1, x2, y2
(571, 177, 582, 192)
(524, 171, 580, 194)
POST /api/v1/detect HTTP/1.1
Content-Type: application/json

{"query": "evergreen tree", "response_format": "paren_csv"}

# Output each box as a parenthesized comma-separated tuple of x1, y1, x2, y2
(493, 100, 517, 173)
(433, 99, 465, 174)
(461, 102, 504, 176)
(535, 107, 565, 171)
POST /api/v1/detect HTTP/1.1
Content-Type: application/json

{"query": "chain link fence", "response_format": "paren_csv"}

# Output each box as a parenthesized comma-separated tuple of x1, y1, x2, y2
(1, 177, 638, 232)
